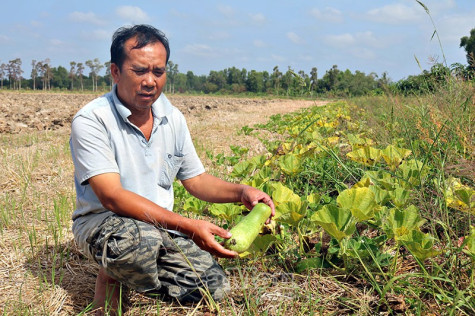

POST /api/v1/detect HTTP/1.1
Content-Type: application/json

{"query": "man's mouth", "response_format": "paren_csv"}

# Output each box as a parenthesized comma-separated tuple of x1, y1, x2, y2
(138, 93, 155, 99)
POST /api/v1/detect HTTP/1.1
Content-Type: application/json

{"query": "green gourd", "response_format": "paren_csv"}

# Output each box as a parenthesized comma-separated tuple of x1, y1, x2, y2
(224, 203, 272, 253)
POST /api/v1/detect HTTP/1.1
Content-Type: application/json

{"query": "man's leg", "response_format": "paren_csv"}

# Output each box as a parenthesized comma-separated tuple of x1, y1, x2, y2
(85, 215, 229, 304)
(88, 214, 164, 286)
(150, 233, 231, 303)
(93, 267, 121, 315)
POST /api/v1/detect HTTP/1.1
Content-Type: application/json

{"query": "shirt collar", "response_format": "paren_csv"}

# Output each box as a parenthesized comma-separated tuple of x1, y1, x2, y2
(111, 84, 173, 123)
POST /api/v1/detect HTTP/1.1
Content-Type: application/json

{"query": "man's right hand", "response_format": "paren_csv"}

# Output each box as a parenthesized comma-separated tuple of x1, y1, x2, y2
(181, 218, 238, 258)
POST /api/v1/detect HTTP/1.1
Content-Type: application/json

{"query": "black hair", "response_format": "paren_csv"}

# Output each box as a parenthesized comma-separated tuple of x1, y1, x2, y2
(110, 24, 170, 69)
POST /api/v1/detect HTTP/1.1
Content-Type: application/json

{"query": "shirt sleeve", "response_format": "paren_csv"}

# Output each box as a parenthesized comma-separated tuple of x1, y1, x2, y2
(175, 113, 205, 181)
(70, 114, 119, 185)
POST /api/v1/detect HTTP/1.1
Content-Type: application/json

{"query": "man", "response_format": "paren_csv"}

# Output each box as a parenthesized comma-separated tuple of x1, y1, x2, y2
(70, 24, 274, 314)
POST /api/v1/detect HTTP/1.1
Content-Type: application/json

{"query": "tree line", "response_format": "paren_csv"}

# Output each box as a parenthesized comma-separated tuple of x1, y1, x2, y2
(1, 28, 474, 97)
(1, 59, 473, 97)
(0, 57, 111, 92)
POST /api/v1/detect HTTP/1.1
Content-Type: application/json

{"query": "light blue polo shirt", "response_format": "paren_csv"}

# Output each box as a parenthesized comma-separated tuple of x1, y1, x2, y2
(70, 85, 205, 221)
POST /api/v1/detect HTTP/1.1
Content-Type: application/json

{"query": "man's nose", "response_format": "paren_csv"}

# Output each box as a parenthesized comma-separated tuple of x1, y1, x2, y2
(142, 73, 156, 88)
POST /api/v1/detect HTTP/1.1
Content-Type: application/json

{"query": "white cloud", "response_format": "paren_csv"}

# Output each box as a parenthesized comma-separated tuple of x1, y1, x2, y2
(436, 12, 475, 43)
(46, 38, 79, 55)
(0, 34, 10, 43)
(271, 54, 286, 62)
(428, 0, 456, 14)
(310, 7, 343, 23)
(322, 31, 381, 61)
(49, 39, 63, 46)
(182, 44, 217, 58)
(218, 5, 235, 18)
(324, 33, 355, 48)
(325, 33, 377, 60)
(208, 31, 230, 41)
(30, 20, 42, 28)
(286, 31, 304, 44)
(253, 39, 267, 48)
(249, 13, 266, 24)
(39, 11, 50, 19)
(298, 54, 314, 62)
(91, 29, 111, 41)
(69, 11, 106, 26)
(169, 9, 189, 19)
(325, 31, 386, 49)
(78, 29, 110, 41)
(115, 6, 150, 23)
(354, 31, 382, 48)
(350, 47, 376, 60)
(366, 3, 423, 24)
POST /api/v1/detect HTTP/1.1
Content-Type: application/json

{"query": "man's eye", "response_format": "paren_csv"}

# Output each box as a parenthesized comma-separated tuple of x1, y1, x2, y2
(134, 70, 146, 75)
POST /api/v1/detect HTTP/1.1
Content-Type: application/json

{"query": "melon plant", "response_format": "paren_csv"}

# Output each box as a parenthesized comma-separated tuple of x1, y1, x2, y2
(224, 203, 272, 253)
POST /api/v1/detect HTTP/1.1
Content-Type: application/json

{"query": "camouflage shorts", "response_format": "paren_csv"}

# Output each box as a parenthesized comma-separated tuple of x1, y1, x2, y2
(85, 214, 230, 303)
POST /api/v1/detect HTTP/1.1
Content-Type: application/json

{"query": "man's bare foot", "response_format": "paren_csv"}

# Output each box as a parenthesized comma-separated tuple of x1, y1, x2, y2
(93, 267, 122, 316)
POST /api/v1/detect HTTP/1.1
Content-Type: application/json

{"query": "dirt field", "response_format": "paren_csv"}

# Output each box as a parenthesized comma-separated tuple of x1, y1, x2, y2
(0, 91, 325, 315)
(0, 91, 324, 154)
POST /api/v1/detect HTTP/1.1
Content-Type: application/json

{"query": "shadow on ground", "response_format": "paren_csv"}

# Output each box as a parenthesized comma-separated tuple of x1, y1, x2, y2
(23, 238, 98, 314)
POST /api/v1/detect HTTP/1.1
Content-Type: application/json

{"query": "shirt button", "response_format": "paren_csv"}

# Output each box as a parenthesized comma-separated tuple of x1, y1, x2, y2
(168, 154, 172, 158)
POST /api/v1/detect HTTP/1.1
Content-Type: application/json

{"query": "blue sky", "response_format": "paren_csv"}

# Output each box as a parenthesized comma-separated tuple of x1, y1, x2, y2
(1, 0, 474, 82)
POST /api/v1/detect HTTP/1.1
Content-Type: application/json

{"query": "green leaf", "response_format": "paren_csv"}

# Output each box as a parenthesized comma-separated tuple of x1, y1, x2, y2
(274, 200, 306, 226)
(455, 189, 474, 207)
(353, 176, 372, 188)
(278, 153, 303, 175)
(295, 257, 326, 272)
(443, 177, 475, 214)
(347, 236, 393, 266)
(230, 145, 249, 156)
(214, 153, 225, 165)
(242, 176, 269, 189)
(397, 159, 429, 187)
(347, 133, 374, 149)
(306, 192, 322, 205)
(389, 186, 412, 208)
(346, 146, 381, 167)
(251, 154, 267, 166)
(465, 226, 475, 257)
(230, 160, 255, 178)
(208, 203, 243, 221)
(240, 125, 254, 136)
(365, 170, 397, 191)
(310, 205, 356, 241)
(381, 145, 412, 171)
(337, 187, 378, 221)
(269, 182, 306, 226)
(183, 196, 208, 215)
(270, 182, 302, 207)
(369, 185, 391, 206)
(398, 230, 441, 261)
(383, 205, 425, 239)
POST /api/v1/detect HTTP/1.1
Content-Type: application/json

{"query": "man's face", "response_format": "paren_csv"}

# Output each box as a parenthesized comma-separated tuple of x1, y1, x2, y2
(111, 37, 167, 112)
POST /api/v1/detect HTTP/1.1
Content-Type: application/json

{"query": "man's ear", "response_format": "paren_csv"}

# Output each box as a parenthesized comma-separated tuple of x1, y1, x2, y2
(110, 63, 120, 83)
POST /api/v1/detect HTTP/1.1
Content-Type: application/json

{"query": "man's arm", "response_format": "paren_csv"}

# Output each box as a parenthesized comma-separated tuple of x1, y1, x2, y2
(88, 172, 238, 258)
(181, 173, 275, 218)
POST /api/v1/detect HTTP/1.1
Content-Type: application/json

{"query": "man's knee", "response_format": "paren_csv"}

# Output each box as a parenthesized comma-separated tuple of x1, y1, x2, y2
(157, 236, 231, 302)
(88, 215, 163, 292)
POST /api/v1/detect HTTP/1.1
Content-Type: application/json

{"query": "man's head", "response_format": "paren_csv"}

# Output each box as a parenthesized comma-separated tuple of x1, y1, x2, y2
(110, 25, 169, 111)
(111, 24, 170, 71)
